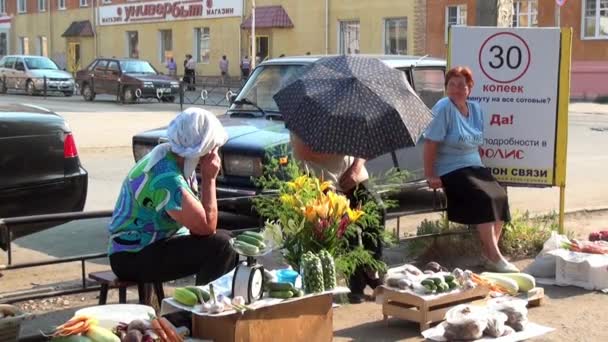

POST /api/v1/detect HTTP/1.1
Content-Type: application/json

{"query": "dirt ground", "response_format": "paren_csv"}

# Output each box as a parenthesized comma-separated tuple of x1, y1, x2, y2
(3, 210, 608, 341)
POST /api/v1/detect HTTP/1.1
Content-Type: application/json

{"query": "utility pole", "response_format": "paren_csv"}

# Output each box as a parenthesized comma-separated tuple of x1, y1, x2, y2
(251, 0, 256, 69)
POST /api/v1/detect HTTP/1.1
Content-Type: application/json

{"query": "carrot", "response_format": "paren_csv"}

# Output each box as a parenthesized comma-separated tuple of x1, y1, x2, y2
(159, 317, 183, 342)
(151, 318, 169, 342)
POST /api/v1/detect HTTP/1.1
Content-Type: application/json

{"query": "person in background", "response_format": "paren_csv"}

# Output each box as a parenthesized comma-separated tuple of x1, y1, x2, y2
(184, 54, 196, 91)
(219, 55, 229, 85)
(165, 57, 177, 77)
(107, 108, 238, 285)
(240, 55, 251, 79)
(423, 66, 518, 273)
(290, 133, 385, 303)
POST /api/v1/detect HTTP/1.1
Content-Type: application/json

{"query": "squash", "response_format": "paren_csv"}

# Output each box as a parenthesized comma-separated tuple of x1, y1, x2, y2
(481, 272, 535, 292)
(480, 274, 519, 295)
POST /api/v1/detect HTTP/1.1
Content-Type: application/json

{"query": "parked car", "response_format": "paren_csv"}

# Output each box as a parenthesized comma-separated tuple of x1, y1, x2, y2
(0, 104, 88, 249)
(0, 55, 76, 96)
(132, 55, 446, 216)
(75, 58, 180, 103)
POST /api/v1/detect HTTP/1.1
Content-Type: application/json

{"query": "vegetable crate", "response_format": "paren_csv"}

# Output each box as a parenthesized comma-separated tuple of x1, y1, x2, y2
(380, 285, 489, 332)
(0, 305, 29, 342)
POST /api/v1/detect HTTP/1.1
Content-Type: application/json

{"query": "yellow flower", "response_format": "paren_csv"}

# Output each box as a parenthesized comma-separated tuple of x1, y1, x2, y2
(302, 205, 317, 222)
(320, 180, 332, 192)
(347, 208, 364, 223)
(280, 194, 296, 206)
(328, 192, 349, 218)
(289, 175, 308, 189)
(314, 199, 330, 219)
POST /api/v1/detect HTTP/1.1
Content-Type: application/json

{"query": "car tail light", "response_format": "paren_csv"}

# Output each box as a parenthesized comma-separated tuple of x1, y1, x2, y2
(64, 133, 78, 158)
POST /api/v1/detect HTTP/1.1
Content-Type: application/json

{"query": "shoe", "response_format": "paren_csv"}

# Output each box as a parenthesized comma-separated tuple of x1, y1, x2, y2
(485, 258, 520, 273)
(347, 293, 365, 304)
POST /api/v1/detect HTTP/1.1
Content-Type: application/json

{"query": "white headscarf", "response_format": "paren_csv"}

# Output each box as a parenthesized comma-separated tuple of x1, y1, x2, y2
(144, 107, 228, 181)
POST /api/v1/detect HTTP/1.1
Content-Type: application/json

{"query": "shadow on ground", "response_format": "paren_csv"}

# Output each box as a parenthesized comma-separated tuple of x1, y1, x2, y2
(334, 317, 422, 341)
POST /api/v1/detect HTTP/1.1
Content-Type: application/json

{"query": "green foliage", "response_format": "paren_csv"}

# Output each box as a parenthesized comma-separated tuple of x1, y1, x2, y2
(499, 210, 558, 257)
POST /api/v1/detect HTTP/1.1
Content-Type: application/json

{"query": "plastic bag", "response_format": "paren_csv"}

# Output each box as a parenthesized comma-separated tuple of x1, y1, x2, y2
(488, 298, 529, 332)
(443, 305, 488, 340)
(484, 310, 508, 337)
(524, 231, 570, 278)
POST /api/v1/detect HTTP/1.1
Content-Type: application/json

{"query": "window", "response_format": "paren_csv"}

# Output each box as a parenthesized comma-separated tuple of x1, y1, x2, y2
(0, 0, 6, 14)
(126, 31, 139, 58)
(107, 61, 120, 74)
(18, 0, 26, 13)
(38, 0, 46, 12)
(103, 0, 112, 3)
(0, 33, 7, 58)
(412, 68, 446, 108)
(384, 18, 407, 55)
(80, 0, 88, 7)
(19, 37, 29, 55)
(159, 30, 173, 62)
(512, 0, 538, 27)
(195, 27, 210, 63)
(37, 36, 48, 57)
(445, 5, 467, 43)
(339, 20, 360, 54)
(583, 0, 608, 39)
(94, 60, 108, 72)
(58, 0, 66, 10)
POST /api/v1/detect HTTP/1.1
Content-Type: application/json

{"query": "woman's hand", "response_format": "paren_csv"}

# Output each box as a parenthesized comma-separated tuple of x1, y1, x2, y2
(199, 147, 221, 181)
(426, 176, 443, 189)
(340, 158, 365, 191)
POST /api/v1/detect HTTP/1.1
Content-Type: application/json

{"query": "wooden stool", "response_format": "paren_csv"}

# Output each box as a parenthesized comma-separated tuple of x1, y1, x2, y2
(89, 271, 165, 307)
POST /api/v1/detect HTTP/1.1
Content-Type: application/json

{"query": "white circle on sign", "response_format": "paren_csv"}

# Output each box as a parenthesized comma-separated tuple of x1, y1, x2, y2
(478, 32, 531, 84)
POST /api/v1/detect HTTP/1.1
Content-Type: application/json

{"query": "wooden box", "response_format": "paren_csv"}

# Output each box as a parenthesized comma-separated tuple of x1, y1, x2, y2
(191, 293, 333, 342)
(380, 285, 489, 332)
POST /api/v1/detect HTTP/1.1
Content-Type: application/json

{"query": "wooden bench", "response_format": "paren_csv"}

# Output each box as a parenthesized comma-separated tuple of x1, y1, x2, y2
(89, 271, 165, 307)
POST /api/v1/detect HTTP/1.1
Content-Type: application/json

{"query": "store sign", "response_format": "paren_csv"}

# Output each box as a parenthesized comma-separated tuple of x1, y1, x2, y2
(450, 27, 563, 187)
(97, 0, 243, 26)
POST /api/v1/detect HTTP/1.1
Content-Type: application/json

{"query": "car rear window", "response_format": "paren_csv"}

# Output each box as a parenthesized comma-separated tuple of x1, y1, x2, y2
(412, 68, 445, 109)
(107, 61, 119, 73)
(94, 60, 108, 72)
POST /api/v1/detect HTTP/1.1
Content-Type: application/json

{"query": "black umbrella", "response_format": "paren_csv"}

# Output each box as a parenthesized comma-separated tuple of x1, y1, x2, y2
(273, 55, 433, 160)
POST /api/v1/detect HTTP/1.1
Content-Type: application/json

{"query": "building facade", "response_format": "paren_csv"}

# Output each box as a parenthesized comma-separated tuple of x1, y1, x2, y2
(426, 0, 608, 100)
(6, 0, 427, 78)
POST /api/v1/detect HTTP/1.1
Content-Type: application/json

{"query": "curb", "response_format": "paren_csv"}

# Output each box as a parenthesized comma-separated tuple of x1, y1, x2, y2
(564, 206, 608, 216)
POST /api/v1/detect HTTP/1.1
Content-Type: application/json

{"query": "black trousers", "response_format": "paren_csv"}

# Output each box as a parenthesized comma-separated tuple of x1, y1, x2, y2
(184, 69, 196, 90)
(110, 229, 238, 286)
(345, 185, 385, 294)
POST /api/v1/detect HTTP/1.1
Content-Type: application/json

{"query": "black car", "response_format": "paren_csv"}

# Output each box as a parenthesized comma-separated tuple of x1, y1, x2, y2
(0, 104, 88, 249)
(132, 55, 446, 216)
(75, 58, 180, 103)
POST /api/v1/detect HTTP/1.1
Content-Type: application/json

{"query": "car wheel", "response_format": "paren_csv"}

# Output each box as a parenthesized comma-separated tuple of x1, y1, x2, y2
(26, 80, 37, 96)
(122, 87, 136, 104)
(82, 84, 96, 101)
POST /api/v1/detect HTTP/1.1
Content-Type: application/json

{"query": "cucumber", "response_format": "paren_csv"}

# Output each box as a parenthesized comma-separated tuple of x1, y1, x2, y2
(236, 234, 263, 247)
(269, 290, 294, 299)
(291, 288, 304, 297)
(174, 287, 198, 306)
(242, 231, 265, 242)
(268, 282, 295, 292)
(421, 279, 435, 287)
(444, 275, 455, 283)
(233, 241, 260, 255)
(185, 286, 211, 303)
(448, 281, 458, 290)
(430, 277, 444, 286)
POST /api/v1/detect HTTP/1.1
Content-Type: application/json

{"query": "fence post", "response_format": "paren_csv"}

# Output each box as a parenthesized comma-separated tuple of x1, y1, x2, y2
(2, 75, 5, 93)
(179, 81, 184, 111)
(43, 76, 48, 99)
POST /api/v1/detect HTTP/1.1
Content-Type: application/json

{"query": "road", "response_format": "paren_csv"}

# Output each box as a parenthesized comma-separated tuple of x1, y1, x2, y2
(1, 94, 608, 292)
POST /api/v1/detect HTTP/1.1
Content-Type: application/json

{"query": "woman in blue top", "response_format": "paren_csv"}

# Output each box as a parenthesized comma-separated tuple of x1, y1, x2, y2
(423, 66, 518, 273)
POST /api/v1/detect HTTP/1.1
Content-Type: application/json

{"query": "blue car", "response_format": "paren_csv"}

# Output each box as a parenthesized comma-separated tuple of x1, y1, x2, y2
(131, 55, 446, 216)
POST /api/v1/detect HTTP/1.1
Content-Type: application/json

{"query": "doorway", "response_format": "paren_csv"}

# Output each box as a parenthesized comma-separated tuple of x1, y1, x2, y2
(255, 36, 269, 62)
(67, 42, 81, 74)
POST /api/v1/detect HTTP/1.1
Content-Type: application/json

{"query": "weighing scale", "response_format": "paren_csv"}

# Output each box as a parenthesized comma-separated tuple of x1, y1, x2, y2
(232, 256, 265, 304)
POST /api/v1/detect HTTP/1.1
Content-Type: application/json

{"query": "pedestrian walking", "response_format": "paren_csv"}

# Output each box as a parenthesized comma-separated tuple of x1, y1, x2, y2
(166, 57, 177, 77)
(219, 55, 229, 85)
(184, 54, 196, 91)
(240, 55, 251, 79)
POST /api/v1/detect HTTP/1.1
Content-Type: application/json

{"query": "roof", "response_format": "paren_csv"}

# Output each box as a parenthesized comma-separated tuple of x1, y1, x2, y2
(62, 20, 95, 38)
(261, 54, 447, 68)
(241, 5, 294, 29)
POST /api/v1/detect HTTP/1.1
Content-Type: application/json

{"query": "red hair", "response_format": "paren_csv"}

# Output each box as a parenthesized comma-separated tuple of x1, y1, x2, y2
(445, 66, 474, 89)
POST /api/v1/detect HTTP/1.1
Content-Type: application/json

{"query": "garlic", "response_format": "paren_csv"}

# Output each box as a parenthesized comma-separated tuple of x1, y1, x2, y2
(232, 296, 246, 306)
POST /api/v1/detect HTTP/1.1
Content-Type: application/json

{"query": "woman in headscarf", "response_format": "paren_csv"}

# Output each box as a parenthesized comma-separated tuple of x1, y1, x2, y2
(108, 108, 238, 285)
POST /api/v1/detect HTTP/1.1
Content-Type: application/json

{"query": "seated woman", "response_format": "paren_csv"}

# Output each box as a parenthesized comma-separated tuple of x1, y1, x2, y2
(108, 108, 238, 285)
(290, 132, 384, 303)
(423, 66, 519, 273)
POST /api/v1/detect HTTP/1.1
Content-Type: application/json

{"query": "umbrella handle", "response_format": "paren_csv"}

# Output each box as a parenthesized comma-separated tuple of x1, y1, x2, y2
(390, 151, 401, 171)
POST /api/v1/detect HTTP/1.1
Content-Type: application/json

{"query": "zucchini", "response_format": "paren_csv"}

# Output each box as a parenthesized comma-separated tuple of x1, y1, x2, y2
(233, 241, 260, 255)
(268, 282, 295, 292)
(481, 272, 535, 292)
(174, 288, 198, 306)
(291, 288, 304, 297)
(480, 274, 519, 295)
(269, 290, 294, 299)
(185, 286, 211, 303)
(242, 231, 265, 242)
(236, 234, 263, 247)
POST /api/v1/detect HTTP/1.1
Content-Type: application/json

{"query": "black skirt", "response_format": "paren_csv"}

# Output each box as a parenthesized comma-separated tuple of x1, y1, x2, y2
(440, 166, 511, 225)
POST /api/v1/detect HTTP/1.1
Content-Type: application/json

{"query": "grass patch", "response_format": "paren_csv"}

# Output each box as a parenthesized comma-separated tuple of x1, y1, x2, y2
(407, 211, 564, 262)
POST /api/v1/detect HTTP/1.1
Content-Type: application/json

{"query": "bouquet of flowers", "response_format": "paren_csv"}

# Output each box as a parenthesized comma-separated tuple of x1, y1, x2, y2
(257, 173, 383, 279)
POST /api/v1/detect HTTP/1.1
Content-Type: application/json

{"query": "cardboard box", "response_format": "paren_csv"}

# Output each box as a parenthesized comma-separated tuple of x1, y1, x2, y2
(549, 249, 608, 290)
(191, 293, 333, 342)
